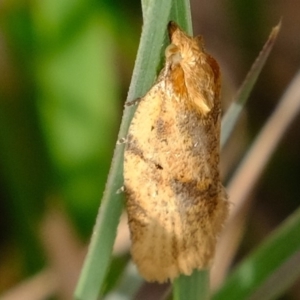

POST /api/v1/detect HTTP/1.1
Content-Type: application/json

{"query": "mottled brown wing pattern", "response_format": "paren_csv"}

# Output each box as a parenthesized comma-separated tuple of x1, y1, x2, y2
(123, 21, 228, 283)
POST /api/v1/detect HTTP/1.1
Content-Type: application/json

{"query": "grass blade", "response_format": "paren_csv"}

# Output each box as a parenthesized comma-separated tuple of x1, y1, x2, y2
(173, 270, 209, 300)
(74, 1, 173, 299)
(170, 0, 193, 34)
(221, 21, 281, 148)
(213, 206, 300, 300)
(213, 67, 300, 288)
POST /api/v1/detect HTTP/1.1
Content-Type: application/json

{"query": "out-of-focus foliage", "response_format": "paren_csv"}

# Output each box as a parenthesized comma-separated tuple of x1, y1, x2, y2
(0, 0, 139, 294)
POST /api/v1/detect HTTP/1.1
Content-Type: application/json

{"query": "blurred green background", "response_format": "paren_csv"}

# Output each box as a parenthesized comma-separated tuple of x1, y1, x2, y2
(0, 0, 300, 299)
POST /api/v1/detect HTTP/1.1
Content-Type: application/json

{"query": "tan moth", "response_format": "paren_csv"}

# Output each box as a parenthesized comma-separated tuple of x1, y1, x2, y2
(123, 21, 228, 283)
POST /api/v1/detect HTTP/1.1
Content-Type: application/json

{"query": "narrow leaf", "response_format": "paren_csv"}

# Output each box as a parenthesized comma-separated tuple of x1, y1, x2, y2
(214, 67, 300, 297)
(170, 0, 193, 35)
(213, 206, 300, 300)
(74, 1, 173, 299)
(221, 21, 281, 148)
(173, 270, 209, 300)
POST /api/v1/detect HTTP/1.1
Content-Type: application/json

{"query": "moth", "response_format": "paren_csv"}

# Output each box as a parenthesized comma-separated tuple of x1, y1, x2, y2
(123, 21, 228, 283)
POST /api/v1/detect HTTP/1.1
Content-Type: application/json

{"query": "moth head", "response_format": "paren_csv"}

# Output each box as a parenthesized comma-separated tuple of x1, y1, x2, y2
(166, 21, 220, 116)
(167, 21, 202, 60)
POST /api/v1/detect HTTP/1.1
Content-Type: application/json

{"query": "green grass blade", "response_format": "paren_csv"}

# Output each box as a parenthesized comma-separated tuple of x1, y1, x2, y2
(74, 1, 173, 299)
(213, 206, 300, 300)
(221, 21, 281, 148)
(248, 251, 300, 300)
(212, 66, 300, 292)
(173, 270, 209, 300)
(170, 0, 193, 34)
